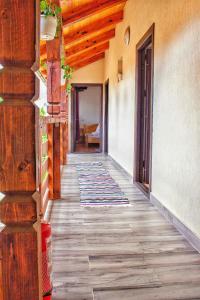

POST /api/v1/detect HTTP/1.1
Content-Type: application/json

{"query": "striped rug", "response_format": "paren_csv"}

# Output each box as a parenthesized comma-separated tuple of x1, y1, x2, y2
(76, 162, 129, 206)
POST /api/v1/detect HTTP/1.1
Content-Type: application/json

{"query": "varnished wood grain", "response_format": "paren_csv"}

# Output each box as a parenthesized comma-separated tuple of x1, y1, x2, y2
(53, 124, 61, 199)
(0, 1, 41, 299)
(63, 11, 123, 45)
(67, 42, 109, 65)
(65, 29, 115, 58)
(48, 124, 54, 199)
(62, 0, 126, 26)
(47, 154, 200, 300)
(0, 0, 35, 66)
(0, 104, 36, 191)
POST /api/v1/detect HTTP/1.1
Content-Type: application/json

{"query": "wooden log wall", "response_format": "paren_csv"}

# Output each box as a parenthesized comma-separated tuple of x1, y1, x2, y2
(0, 1, 42, 299)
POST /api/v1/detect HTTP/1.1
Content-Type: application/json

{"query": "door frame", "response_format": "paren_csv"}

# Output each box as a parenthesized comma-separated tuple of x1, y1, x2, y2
(71, 83, 103, 153)
(104, 79, 109, 154)
(134, 24, 155, 196)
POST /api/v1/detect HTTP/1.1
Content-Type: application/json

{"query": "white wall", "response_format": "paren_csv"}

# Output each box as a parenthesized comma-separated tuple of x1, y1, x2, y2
(104, 0, 200, 238)
(79, 86, 101, 126)
(35, 78, 47, 112)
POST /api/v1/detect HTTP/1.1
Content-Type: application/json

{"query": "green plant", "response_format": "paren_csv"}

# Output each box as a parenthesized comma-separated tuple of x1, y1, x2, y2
(40, 0, 61, 17)
(66, 83, 72, 94)
(42, 154, 48, 164)
(40, 0, 62, 36)
(0, 97, 4, 104)
(39, 107, 46, 117)
(40, 59, 47, 70)
(61, 58, 73, 94)
(42, 134, 48, 143)
(61, 60, 73, 80)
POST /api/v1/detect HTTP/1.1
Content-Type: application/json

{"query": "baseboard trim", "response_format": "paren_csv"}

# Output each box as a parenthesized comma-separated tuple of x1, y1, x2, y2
(108, 155, 133, 181)
(150, 193, 200, 253)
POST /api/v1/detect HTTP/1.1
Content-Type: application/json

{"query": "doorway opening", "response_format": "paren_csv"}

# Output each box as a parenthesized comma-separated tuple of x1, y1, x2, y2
(104, 80, 109, 154)
(135, 24, 154, 195)
(71, 84, 103, 153)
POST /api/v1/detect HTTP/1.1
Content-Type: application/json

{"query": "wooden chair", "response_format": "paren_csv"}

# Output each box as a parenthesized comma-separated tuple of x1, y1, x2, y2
(84, 124, 100, 147)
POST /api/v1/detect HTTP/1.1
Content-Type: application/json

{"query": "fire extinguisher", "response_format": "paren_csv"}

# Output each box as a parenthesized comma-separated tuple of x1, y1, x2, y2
(42, 222, 53, 299)
(43, 296, 51, 300)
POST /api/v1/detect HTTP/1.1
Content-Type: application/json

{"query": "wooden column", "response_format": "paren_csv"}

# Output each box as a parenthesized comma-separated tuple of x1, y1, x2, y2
(0, 1, 41, 300)
(53, 123, 61, 198)
(60, 124, 64, 165)
(60, 86, 68, 165)
(62, 122, 68, 164)
(48, 124, 54, 199)
(46, 1, 62, 199)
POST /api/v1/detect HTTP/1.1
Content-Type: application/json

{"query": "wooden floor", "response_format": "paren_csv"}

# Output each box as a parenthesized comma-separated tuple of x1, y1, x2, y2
(75, 143, 100, 153)
(48, 154, 200, 300)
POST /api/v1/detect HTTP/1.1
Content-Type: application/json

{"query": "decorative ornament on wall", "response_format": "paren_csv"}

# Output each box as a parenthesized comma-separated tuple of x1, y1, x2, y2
(117, 57, 123, 82)
(124, 26, 131, 46)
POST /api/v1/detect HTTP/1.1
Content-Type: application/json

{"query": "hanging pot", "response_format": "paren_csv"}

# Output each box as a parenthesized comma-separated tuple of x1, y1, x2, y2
(40, 15, 57, 41)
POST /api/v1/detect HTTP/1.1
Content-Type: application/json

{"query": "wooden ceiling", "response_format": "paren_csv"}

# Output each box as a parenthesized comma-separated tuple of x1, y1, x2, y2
(40, 0, 127, 72)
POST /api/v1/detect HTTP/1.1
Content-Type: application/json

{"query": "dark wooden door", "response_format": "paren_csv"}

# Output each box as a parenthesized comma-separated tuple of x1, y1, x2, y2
(71, 89, 77, 152)
(104, 80, 109, 153)
(138, 44, 152, 190)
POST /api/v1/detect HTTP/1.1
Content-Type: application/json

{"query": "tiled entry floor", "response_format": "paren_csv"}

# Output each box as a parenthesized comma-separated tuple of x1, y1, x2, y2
(48, 154, 200, 300)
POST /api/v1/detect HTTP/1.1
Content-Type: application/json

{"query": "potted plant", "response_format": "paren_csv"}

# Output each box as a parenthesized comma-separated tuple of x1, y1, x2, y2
(61, 58, 74, 94)
(40, 0, 61, 41)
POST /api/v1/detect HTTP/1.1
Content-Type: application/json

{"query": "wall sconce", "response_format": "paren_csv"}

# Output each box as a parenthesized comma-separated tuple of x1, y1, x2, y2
(124, 26, 131, 46)
(117, 57, 123, 82)
(0, 64, 4, 70)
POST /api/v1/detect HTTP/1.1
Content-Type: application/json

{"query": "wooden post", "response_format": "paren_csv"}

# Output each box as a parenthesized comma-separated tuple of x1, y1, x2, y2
(46, 1, 62, 199)
(0, 1, 42, 300)
(62, 123, 68, 165)
(60, 124, 64, 166)
(48, 124, 54, 199)
(53, 123, 61, 198)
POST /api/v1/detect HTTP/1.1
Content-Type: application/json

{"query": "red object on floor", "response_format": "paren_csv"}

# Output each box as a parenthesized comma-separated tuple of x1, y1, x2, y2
(43, 296, 51, 300)
(42, 222, 53, 296)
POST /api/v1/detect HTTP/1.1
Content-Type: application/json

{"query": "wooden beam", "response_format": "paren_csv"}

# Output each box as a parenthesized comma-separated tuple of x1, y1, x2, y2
(0, 1, 41, 300)
(62, 0, 126, 25)
(64, 11, 123, 45)
(67, 41, 109, 65)
(41, 29, 115, 60)
(65, 29, 115, 57)
(71, 52, 105, 70)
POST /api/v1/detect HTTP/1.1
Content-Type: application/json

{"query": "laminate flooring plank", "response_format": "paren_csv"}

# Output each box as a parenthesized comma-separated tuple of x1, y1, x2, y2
(49, 154, 200, 300)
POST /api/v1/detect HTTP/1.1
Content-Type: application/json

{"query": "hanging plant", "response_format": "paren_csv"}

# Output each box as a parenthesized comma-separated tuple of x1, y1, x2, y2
(61, 58, 73, 94)
(40, 59, 47, 71)
(66, 83, 72, 94)
(39, 107, 47, 117)
(40, 0, 62, 41)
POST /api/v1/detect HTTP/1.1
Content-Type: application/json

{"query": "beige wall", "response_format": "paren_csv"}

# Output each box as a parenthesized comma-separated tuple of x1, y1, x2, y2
(104, 0, 200, 237)
(72, 59, 105, 83)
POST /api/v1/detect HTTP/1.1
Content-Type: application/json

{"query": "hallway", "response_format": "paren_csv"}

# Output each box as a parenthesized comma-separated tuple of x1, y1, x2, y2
(48, 154, 200, 300)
